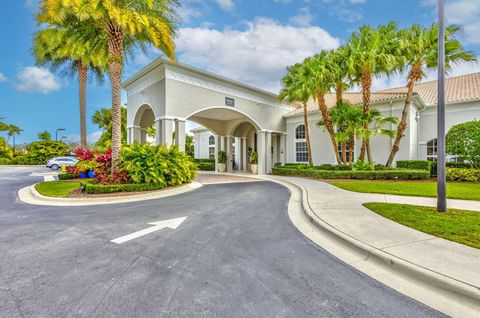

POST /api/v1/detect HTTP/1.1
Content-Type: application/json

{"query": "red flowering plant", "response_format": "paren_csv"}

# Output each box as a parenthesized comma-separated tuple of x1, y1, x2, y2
(92, 169, 130, 185)
(74, 148, 93, 161)
(66, 166, 82, 175)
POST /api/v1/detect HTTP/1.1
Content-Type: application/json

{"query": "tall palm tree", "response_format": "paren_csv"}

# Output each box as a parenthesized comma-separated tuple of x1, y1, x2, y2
(328, 46, 351, 105)
(37, 0, 179, 167)
(345, 22, 400, 162)
(306, 52, 342, 164)
(7, 125, 22, 156)
(280, 63, 313, 165)
(33, 25, 108, 148)
(328, 102, 354, 164)
(361, 109, 398, 159)
(385, 24, 476, 167)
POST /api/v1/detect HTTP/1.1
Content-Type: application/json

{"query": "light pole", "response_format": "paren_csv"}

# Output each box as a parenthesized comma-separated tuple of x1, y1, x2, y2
(55, 128, 66, 141)
(437, 0, 447, 212)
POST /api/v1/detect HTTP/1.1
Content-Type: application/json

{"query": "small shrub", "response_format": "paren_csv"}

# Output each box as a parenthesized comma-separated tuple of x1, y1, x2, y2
(446, 168, 480, 182)
(74, 148, 94, 160)
(83, 182, 165, 194)
(92, 169, 130, 185)
(353, 159, 374, 171)
(0, 157, 11, 165)
(249, 151, 258, 164)
(313, 164, 352, 171)
(58, 173, 79, 180)
(374, 164, 387, 170)
(446, 162, 473, 169)
(396, 160, 432, 172)
(75, 159, 98, 173)
(218, 151, 227, 164)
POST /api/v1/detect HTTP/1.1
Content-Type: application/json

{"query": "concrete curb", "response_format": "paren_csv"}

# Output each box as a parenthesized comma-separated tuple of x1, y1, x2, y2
(18, 182, 203, 206)
(264, 177, 480, 317)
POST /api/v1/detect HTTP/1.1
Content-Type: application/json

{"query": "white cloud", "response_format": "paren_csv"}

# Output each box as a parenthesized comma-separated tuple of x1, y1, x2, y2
(0, 73, 6, 82)
(176, 18, 340, 92)
(216, 0, 234, 11)
(370, 58, 480, 91)
(16, 66, 61, 94)
(320, 0, 365, 22)
(178, 3, 203, 23)
(289, 7, 314, 27)
(64, 131, 103, 144)
(423, 0, 480, 44)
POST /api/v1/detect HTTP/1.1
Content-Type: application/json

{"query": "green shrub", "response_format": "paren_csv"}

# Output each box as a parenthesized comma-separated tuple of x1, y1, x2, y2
(446, 120, 480, 168)
(374, 164, 387, 170)
(353, 159, 375, 171)
(218, 151, 227, 164)
(313, 164, 352, 171)
(9, 155, 43, 165)
(396, 160, 432, 172)
(446, 162, 473, 169)
(0, 157, 11, 165)
(446, 168, 480, 182)
(120, 143, 198, 186)
(0, 137, 13, 159)
(83, 182, 165, 194)
(249, 151, 258, 164)
(272, 167, 430, 180)
(197, 162, 215, 171)
(58, 173, 79, 180)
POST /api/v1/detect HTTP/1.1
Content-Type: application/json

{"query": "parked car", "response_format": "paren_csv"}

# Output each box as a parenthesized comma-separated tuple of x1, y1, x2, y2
(46, 156, 78, 170)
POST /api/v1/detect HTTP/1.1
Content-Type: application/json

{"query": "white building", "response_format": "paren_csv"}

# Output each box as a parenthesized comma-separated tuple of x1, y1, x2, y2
(124, 57, 480, 174)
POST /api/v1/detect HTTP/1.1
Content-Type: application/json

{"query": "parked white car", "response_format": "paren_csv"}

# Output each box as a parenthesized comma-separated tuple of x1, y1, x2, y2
(46, 157, 78, 170)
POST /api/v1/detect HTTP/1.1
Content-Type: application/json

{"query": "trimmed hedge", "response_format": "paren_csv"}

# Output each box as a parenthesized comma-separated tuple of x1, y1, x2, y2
(58, 173, 79, 180)
(194, 158, 215, 171)
(446, 168, 480, 182)
(396, 160, 432, 172)
(446, 162, 473, 169)
(83, 182, 166, 194)
(272, 167, 430, 180)
(0, 158, 10, 165)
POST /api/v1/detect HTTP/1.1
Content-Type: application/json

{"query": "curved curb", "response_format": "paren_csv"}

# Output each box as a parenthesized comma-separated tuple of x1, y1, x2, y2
(18, 182, 203, 206)
(265, 177, 480, 317)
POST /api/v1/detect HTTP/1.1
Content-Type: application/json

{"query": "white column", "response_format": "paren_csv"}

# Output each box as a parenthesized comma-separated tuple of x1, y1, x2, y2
(126, 127, 132, 144)
(226, 136, 233, 173)
(140, 128, 147, 144)
(280, 134, 286, 165)
(234, 137, 241, 170)
(221, 136, 226, 152)
(130, 126, 141, 143)
(160, 118, 174, 147)
(214, 135, 219, 173)
(174, 119, 186, 152)
(266, 131, 272, 174)
(242, 137, 248, 171)
(257, 131, 266, 175)
(155, 119, 162, 146)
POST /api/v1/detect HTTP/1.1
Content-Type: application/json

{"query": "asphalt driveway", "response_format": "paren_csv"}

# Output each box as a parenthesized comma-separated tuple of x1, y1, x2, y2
(0, 167, 445, 317)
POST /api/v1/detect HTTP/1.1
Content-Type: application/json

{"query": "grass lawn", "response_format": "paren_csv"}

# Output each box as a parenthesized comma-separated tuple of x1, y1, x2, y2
(364, 203, 480, 249)
(35, 181, 81, 197)
(329, 180, 480, 201)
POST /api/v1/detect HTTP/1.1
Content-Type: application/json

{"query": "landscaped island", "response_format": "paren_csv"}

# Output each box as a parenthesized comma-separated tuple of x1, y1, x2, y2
(35, 143, 197, 198)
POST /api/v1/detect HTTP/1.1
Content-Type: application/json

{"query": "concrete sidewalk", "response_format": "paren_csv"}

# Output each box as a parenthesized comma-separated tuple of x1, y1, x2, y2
(263, 175, 480, 317)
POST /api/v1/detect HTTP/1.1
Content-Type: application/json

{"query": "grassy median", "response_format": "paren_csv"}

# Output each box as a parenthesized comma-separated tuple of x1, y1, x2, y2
(330, 181, 480, 201)
(364, 203, 480, 249)
(35, 181, 81, 197)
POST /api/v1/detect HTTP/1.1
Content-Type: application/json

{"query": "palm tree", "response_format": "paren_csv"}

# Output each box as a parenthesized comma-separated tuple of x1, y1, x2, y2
(345, 22, 400, 162)
(305, 52, 342, 164)
(280, 63, 313, 165)
(328, 46, 351, 105)
(385, 24, 476, 166)
(361, 108, 398, 160)
(328, 102, 354, 164)
(37, 0, 180, 167)
(33, 25, 108, 148)
(7, 125, 22, 156)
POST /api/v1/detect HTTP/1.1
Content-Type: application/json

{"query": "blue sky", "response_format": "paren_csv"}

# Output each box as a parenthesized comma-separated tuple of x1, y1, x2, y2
(0, 0, 479, 144)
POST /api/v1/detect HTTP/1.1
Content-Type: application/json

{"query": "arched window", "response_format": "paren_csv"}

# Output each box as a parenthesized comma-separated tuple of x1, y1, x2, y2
(208, 135, 215, 145)
(208, 135, 215, 159)
(427, 138, 437, 161)
(295, 124, 308, 163)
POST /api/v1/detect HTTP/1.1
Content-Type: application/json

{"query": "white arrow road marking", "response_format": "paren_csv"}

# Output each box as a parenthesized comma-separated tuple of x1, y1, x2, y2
(111, 217, 187, 244)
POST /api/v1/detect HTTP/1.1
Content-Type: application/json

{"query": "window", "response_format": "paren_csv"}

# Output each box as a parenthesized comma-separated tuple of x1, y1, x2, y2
(427, 138, 437, 161)
(295, 124, 308, 163)
(208, 135, 215, 159)
(426, 138, 459, 162)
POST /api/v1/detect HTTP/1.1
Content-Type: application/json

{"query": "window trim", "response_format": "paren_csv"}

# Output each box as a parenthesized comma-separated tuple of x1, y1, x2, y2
(295, 124, 308, 163)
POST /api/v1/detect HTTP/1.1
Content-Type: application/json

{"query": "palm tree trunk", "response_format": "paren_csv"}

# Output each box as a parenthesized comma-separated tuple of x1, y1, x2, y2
(341, 142, 347, 164)
(366, 140, 373, 162)
(108, 26, 124, 170)
(78, 62, 88, 149)
(348, 135, 354, 164)
(336, 82, 343, 104)
(303, 102, 313, 165)
(386, 63, 422, 167)
(317, 92, 342, 164)
(361, 68, 372, 162)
